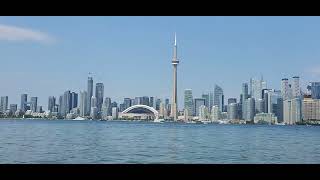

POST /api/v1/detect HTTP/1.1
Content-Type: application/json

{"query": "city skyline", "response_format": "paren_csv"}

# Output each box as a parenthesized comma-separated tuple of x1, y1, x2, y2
(1, 16, 320, 108)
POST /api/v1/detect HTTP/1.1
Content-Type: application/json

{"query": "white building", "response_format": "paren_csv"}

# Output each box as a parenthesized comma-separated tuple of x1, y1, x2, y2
(112, 107, 118, 120)
(198, 105, 208, 120)
(283, 98, 302, 125)
(292, 76, 300, 98)
(211, 105, 221, 121)
(254, 113, 277, 124)
(302, 97, 320, 121)
(281, 78, 291, 101)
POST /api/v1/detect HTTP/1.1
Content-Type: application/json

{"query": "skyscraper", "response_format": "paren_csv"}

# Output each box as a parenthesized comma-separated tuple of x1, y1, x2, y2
(194, 98, 205, 117)
(292, 76, 300, 98)
(256, 98, 265, 113)
(149, 97, 154, 108)
(209, 91, 214, 111)
(95, 83, 104, 111)
(48, 96, 56, 112)
(102, 97, 112, 118)
(214, 85, 224, 112)
(91, 96, 97, 108)
(155, 98, 161, 110)
(9, 104, 17, 114)
(211, 105, 221, 121)
(228, 98, 237, 105)
(87, 76, 93, 115)
(0, 96, 8, 113)
(246, 98, 255, 122)
(21, 94, 27, 112)
(142, 96, 149, 106)
(252, 77, 267, 102)
(281, 78, 290, 101)
(30, 97, 38, 113)
(198, 105, 208, 120)
(310, 82, 320, 99)
(124, 98, 131, 110)
(202, 93, 210, 109)
(171, 33, 179, 121)
(184, 89, 193, 117)
(227, 103, 237, 120)
(71, 92, 78, 109)
(241, 83, 249, 103)
(58, 95, 63, 116)
(284, 98, 302, 125)
(80, 91, 87, 117)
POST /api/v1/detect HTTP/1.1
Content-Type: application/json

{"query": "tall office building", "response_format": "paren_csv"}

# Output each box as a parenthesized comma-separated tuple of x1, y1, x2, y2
(246, 98, 255, 122)
(0, 96, 8, 113)
(124, 98, 131, 110)
(242, 83, 249, 101)
(198, 105, 208, 120)
(202, 93, 210, 109)
(194, 98, 205, 116)
(302, 97, 320, 121)
(80, 91, 87, 117)
(21, 94, 28, 112)
(256, 98, 265, 113)
(242, 99, 247, 120)
(281, 78, 291, 101)
(228, 98, 237, 105)
(211, 105, 221, 121)
(165, 98, 169, 110)
(155, 98, 161, 110)
(102, 97, 112, 118)
(184, 89, 193, 116)
(310, 82, 320, 99)
(171, 33, 179, 121)
(112, 107, 118, 120)
(209, 91, 214, 111)
(71, 92, 78, 109)
(119, 104, 126, 112)
(142, 96, 149, 106)
(284, 98, 302, 125)
(292, 76, 300, 98)
(214, 85, 224, 112)
(252, 77, 267, 103)
(62, 91, 72, 116)
(159, 102, 165, 118)
(95, 83, 104, 111)
(91, 96, 97, 108)
(87, 76, 93, 115)
(227, 103, 237, 120)
(48, 96, 56, 112)
(9, 104, 17, 114)
(266, 90, 283, 122)
(58, 95, 63, 116)
(149, 97, 154, 108)
(30, 97, 38, 113)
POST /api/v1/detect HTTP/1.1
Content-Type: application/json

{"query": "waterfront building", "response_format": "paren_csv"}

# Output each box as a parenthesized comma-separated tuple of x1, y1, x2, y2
(0, 96, 8, 113)
(283, 98, 302, 125)
(281, 78, 291, 100)
(211, 105, 221, 121)
(310, 82, 320, 99)
(246, 98, 255, 122)
(254, 113, 278, 124)
(9, 104, 17, 115)
(95, 83, 104, 111)
(48, 96, 56, 112)
(184, 89, 193, 117)
(198, 105, 209, 120)
(202, 93, 210, 109)
(112, 107, 118, 120)
(71, 92, 78, 109)
(90, 107, 98, 119)
(79, 91, 87, 117)
(214, 84, 224, 112)
(292, 76, 300, 98)
(266, 89, 283, 122)
(20, 94, 28, 112)
(227, 103, 237, 120)
(228, 98, 237, 105)
(194, 98, 205, 117)
(159, 102, 165, 118)
(87, 76, 93, 115)
(30, 97, 38, 113)
(302, 97, 320, 121)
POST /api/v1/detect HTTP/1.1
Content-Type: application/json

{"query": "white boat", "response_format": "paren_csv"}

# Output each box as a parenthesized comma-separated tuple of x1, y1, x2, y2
(73, 116, 87, 121)
(154, 119, 165, 123)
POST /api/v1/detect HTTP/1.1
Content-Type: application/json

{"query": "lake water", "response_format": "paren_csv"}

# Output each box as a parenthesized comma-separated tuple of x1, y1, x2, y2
(0, 119, 319, 164)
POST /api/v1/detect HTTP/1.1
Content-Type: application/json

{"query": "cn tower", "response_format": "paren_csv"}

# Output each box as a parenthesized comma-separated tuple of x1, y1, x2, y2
(171, 33, 179, 121)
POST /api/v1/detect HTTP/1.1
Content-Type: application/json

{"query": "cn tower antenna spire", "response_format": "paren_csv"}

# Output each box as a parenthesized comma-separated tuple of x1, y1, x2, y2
(174, 32, 177, 46)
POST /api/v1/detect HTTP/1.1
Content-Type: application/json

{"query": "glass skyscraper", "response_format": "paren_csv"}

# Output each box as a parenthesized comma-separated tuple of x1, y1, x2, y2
(184, 89, 193, 116)
(95, 83, 104, 111)
(310, 82, 320, 99)
(30, 97, 38, 113)
(214, 85, 224, 112)
(20, 94, 27, 112)
(87, 76, 93, 115)
(194, 98, 205, 116)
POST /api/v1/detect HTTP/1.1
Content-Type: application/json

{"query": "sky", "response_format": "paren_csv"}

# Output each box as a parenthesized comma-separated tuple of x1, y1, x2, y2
(1, 16, 320, 110)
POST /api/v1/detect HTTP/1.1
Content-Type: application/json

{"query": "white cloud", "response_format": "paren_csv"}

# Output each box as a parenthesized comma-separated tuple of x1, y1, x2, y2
(0, 24, 55, 44)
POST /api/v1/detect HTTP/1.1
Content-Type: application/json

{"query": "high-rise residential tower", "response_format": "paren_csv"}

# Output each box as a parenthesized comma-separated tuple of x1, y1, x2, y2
(171, 33, 179, 121)
(214, 85, 224, 112)
(0, 96, 8, 113)
(87, 75, 93, 115)
(30, 97, 38, 113)
(21, 94, 28, 112)
(184, 89, 193, 117)
(292, 76, 300, 98)
(95, 83, 104, 111)
(48, 96, 56, 112)
(281, 78, 290, 100)
(80, 91, 87, 117)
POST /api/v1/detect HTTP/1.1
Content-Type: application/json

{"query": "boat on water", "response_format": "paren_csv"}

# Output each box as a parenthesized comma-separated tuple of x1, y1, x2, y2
(73, 117, 87, 121)
(154, 119, 165, 123)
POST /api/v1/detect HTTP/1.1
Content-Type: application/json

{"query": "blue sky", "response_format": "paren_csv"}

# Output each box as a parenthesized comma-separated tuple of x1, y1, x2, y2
(1, 16, 320, 110)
